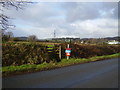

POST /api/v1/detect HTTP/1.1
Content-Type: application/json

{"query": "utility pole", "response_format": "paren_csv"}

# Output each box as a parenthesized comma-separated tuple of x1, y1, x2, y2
(52, 24, 56, 38)
(54, 29, 56, 38)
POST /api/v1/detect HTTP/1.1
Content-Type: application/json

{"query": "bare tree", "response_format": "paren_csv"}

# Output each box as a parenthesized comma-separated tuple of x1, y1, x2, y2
(6, 31, 13, 38)
(0, 0, 25, 42)
(0, 0, 26, 31)
(0, 0, 33, 42)
(2, 31, 14, 41)
(27, 35, 37, 42)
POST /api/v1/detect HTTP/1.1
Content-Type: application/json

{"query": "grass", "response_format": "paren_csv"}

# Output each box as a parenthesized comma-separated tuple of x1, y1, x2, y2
(1, 53, 120, 77)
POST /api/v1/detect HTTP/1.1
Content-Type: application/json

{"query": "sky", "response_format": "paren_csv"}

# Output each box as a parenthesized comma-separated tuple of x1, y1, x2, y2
(3, 1, 118, 39)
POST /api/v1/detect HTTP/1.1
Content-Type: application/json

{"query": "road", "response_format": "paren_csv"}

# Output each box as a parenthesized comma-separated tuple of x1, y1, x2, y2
(2, 58, 118, 88)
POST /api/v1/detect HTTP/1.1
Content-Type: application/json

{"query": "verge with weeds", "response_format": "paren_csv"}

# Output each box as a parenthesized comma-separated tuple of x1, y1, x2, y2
(2, 53, 120, 77)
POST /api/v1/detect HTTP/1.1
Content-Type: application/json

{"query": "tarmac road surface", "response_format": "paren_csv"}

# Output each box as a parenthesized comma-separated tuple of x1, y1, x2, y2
(2, 58, 119, 88)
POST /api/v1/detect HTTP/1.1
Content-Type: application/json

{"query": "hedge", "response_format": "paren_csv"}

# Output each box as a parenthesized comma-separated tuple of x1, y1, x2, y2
(2, 42, 120, 66)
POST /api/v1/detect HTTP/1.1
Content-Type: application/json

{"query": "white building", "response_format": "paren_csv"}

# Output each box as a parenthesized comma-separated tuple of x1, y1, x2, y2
(108, 40, 120, 44)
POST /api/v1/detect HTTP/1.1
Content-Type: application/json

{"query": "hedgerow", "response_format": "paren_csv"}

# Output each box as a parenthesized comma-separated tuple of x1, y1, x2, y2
(2, 42, 60, 66)
(2, 42, 120, 66)
(60, 43, 120, 58)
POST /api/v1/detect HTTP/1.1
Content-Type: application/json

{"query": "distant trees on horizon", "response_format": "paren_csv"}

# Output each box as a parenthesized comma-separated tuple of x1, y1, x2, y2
(27, 35, 38, 42)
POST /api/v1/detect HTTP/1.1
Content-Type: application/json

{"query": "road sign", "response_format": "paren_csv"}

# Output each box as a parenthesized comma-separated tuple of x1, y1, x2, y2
(65, 50, 71, 53)
(66, 53, 70, 56)
(66, 48, 71, 50)
(66, 44, 71, 59)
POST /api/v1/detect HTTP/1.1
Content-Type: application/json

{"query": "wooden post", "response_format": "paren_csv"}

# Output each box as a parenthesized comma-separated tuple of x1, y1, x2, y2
(59, 45, 61, 59)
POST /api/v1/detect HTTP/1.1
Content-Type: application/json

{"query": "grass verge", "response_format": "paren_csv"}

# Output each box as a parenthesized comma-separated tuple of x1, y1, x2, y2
(1, 53, 120, 77)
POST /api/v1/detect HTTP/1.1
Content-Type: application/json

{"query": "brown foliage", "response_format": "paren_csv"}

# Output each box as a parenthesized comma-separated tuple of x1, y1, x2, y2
(61, 43, 120, 58)
(2, 42, 120, 66)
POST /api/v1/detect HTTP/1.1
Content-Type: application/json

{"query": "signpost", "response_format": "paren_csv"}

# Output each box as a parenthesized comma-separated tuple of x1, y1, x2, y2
(65, 44, 71, 59)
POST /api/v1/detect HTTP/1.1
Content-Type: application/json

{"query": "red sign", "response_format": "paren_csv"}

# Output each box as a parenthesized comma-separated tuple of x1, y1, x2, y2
(66, 48, 71, 50)
(66, 53, 70, 56)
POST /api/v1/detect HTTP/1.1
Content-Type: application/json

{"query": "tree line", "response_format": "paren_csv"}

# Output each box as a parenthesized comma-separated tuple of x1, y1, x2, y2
(2, 31, 37, 42)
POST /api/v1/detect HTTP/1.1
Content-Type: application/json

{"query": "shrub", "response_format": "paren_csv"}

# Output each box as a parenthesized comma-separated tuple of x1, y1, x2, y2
(2, 42, 60, 66)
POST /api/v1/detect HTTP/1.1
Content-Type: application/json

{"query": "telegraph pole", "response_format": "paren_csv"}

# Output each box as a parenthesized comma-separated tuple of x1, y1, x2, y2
(54, 29, 56, 38)
(52, 24, 56, 38)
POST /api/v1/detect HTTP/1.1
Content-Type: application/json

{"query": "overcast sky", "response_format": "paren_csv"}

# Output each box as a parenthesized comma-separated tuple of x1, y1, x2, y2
(4, 2, 118, 39)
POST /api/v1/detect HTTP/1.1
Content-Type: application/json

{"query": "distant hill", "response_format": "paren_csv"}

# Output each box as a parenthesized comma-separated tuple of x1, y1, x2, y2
(105, 36, 120, 41)
(15, 36, 120, 42)
(81, 36, 120, 41)
(16, 37, 27, 41)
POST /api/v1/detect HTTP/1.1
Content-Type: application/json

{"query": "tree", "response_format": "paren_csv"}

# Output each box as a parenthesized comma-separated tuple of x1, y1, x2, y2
(0, 0, 25, 31)
(27, 35, 37, 42)
(12, 37, 20, 41)
(0, 0, 24, 43)
(2, 31, 14, 42)
(0, 0, 33, 42)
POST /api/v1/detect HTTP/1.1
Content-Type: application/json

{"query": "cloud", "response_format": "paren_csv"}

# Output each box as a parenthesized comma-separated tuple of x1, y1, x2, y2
(4, 2, 64, 27)
(61, 2, 118, 22)
(3, 2, 118, 39)
(69, 18, 118, 38)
